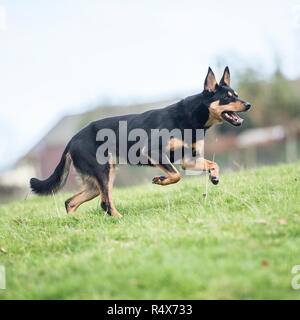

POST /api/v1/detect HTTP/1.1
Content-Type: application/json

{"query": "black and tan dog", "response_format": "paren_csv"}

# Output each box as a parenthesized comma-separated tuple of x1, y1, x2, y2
(30, 67, 251, 217)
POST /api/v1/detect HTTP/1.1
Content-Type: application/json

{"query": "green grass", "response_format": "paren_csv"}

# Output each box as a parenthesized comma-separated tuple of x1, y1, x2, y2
(0, 162, 300, 299)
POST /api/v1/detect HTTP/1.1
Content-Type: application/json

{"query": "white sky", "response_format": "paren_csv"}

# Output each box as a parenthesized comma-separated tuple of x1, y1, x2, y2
(0, 0, 299, 171)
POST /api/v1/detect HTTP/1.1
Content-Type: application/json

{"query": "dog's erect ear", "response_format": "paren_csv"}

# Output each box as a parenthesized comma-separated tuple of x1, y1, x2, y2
(219, 66, 230, 87)
(204, 67, 217, 92)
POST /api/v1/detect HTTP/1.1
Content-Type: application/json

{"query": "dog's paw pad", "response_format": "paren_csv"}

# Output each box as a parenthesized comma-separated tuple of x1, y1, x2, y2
(152, 176, 160, 184)
(152, 176, 167, 184)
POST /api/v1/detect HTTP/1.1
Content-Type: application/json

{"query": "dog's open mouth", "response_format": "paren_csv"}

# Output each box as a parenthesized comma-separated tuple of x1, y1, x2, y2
(221, 111, 243, 126)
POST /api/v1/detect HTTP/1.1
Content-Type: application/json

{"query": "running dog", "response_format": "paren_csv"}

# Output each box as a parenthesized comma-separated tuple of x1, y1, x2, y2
(30, 67, 251, 217)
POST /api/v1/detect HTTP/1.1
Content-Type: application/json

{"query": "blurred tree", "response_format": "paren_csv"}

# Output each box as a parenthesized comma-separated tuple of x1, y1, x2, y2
(265, 68, 300, 125)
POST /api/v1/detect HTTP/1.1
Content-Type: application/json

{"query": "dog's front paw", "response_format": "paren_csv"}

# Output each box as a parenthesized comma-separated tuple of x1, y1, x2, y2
(152, 176, 167, 184)
(209, 165, 219, 185)
(210, 174, 219, 185)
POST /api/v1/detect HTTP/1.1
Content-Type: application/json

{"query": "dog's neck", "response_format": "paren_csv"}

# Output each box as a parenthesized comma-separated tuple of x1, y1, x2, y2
(172, 93, 211, 130)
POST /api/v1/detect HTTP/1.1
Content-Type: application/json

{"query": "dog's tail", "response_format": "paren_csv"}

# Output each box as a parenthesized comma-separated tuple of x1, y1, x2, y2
(30, 145, 72, 196)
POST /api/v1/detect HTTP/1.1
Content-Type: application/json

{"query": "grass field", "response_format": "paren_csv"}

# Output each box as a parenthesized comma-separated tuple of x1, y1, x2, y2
(0, 162, 299, 299)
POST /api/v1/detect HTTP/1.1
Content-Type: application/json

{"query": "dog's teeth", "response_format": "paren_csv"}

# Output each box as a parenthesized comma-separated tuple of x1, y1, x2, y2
(223, 111, 243, 125)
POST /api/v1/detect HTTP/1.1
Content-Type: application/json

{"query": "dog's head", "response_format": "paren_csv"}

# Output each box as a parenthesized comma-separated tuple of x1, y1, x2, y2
(203, 66, 251, 127)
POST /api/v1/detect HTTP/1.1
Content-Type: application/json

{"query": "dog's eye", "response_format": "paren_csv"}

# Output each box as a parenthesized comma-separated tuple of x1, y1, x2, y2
(221, 97, 231, 104)
(227, 91, 233, 97)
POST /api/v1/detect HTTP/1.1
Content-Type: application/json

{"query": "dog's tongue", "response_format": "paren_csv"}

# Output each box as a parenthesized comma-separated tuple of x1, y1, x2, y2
(224, 111, 243, 124)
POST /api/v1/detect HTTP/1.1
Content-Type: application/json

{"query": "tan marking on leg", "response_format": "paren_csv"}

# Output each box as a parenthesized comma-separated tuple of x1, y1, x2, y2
(181, 157, 219, 184)
(107, 162, 122, 218)
(66, 178, 99, 214)
(154, 164, 181, 185)
(148, 155, 181, 186)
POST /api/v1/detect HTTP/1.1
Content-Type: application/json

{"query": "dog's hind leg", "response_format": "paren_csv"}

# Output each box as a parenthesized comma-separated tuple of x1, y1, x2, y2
(65, 177, 99, 214)
(94, 162, 122, 218)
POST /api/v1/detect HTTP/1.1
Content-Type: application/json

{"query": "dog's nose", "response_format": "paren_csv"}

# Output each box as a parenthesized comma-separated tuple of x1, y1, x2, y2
(244, 102, 251, 110)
